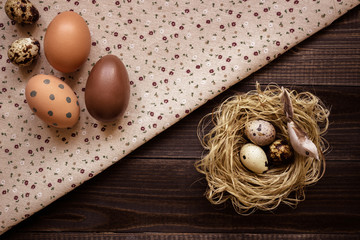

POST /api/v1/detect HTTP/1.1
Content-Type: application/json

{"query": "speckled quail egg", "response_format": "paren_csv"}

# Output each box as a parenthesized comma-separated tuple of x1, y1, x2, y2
(8, 38, 40, 67)
(240, 143, 269, 174)
(5, 0, 39, 24)
(245, 119, 276, 146)
(267, 139, 293, 166)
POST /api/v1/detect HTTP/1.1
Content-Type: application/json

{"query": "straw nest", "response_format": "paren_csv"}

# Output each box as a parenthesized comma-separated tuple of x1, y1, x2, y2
(195, 83, 330, 214)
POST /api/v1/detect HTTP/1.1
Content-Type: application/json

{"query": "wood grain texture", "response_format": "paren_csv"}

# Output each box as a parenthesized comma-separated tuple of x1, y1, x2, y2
(5, 233, 360, 240)
(3, 5, 360, 240)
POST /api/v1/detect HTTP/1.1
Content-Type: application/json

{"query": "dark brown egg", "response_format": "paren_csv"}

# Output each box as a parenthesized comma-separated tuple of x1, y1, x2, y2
(85, 55, 130, 122)
(267, 139, 293, 166)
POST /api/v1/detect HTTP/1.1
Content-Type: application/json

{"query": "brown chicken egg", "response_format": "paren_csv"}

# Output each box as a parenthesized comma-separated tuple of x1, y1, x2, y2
(25, 74, 80, 128)
(85, 55, 130, 122)
(44, 11, 91, 73)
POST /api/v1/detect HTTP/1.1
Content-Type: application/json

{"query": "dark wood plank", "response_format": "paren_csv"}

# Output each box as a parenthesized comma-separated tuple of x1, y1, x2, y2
(2, 160, 359, 236)
(5, 232, 360, 240)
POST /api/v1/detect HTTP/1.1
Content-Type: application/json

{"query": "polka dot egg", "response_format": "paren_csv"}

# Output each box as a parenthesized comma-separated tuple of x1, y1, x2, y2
(25, 74, 80, 128)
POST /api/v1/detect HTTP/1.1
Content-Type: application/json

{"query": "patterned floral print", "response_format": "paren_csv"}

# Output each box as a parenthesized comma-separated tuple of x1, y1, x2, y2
(0, 0, 358, 234)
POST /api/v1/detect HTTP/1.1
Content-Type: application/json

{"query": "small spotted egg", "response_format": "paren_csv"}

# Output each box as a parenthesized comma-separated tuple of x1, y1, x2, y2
(25, 74, 80, 128)
(5, 0, 39, 24)
(240, 143, 269, 174)
(245, 120, 276, 146)
(267, 139, 293, 166)
(8, 38, 40, 67)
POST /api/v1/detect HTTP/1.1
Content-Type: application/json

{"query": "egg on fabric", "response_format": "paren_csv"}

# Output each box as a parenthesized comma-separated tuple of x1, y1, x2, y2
(267, 139, 293, 166)
(240, 143, 269, 174)
(5, 0, 39, 24)
(25, 74, 80, 128)
(8, 38, 40, 67)
(245, 119, 276, 146)
(85, 55, 130, 122)
(44, 11, 91, 73)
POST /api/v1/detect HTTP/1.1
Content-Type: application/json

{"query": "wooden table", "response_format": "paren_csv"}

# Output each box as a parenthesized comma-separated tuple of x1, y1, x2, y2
(3, 6, 359, 240)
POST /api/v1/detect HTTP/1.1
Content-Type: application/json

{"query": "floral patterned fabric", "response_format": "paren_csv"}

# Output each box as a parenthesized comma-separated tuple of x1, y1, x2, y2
(0, 0, 358, 234)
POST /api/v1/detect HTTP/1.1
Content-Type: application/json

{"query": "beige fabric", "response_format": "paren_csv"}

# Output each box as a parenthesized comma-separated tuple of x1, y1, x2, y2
(0, 0, 358, 234)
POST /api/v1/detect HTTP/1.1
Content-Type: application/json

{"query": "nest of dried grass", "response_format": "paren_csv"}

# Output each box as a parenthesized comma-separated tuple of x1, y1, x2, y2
(195, 83, 330, 214)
